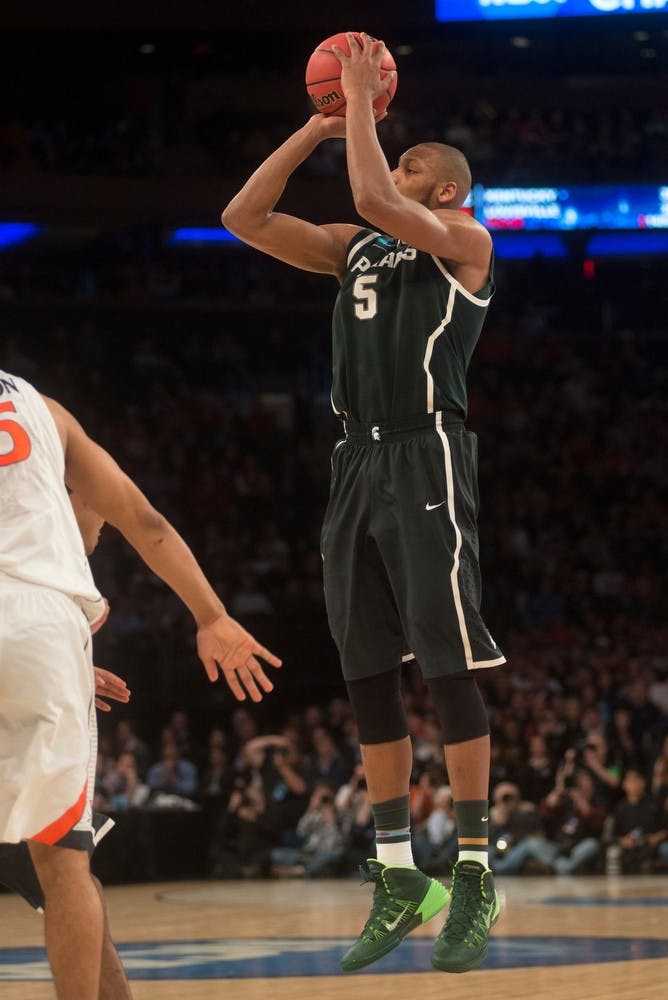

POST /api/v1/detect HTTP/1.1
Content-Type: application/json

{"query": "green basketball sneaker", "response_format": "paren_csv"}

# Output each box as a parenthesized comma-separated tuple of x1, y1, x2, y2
(340, 859, 450, 973)
(431, 859, 500, 974)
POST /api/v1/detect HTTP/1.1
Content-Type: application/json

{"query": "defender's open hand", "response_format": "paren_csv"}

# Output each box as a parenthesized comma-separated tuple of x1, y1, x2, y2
(94, 667, 131, 712)
(196, 612, 282, 702)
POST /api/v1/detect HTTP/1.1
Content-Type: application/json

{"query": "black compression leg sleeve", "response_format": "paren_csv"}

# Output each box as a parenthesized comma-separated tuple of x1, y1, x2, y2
(346, 667, 409, 745)
(426, 673, 490, 745)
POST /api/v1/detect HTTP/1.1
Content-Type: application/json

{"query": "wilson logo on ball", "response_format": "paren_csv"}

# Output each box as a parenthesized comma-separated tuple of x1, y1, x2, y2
(312, 91, 342, 107)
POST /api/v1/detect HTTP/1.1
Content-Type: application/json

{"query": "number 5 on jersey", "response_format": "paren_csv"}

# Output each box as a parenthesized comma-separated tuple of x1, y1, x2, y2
(0, 401, 32, 466)
(353, 274, 378, 320)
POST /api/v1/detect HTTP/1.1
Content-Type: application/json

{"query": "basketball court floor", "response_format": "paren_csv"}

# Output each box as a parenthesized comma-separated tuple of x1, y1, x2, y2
(1, 875, 667, 999)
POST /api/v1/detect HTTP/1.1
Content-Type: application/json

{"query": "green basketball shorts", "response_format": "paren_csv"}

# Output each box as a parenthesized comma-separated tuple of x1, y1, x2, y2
(321, 416, 505, 682)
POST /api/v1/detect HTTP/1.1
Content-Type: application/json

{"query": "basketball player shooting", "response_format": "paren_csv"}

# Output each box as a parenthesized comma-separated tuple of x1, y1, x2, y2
(0, 372, 282, 998)
(223, 31, 503, 974)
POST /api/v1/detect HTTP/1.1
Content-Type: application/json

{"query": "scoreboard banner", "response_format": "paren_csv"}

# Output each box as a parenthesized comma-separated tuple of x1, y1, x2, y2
(474, 185, 668, 231)
(435, 0, 668, 22)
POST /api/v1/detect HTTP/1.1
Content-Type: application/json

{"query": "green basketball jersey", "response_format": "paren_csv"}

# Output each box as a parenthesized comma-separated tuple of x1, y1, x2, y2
(331, 228, 494, 424)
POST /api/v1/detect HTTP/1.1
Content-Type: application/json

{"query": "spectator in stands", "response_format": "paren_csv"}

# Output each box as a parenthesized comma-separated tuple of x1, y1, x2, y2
(623, 680, 666, 771)
(651, 734, 668, 800)
(539, 768, 606, 875)
(648, 670, 668, 718)
(578, 731, 621, 807)
(336, 764, 374, 869)
(169, 709, 194, 759)
(146, 742, 198, 798)
(412, 717, 445, 770)
(610, 768, 668, 874)
(487, 783, 545, 875)
(305, 727, 351, 791)
(271, 782, 345, 878)
(516, 735, 555, 804)
(110, 752, 151, 810)
(412, 786, 457, 876)
(607, 707, 642, 775)
(115, 719, 150, 777)
(241, 734, 309, 848)
(409, 765, 443, 827)
(199, 743, 232, 800)
(212, 782, 268, 879)
(229, 704, 257, 742)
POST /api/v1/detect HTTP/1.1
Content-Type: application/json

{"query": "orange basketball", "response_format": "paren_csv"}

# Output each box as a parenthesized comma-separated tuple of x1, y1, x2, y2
(305, 31, 397, 121)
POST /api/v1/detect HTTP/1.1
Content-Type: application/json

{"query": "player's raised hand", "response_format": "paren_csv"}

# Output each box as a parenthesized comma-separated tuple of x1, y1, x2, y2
(94, 667, 131, 712)
(332, 32, 395, 102)
(308, 109, 387, 140)
(196, 612, 282, 702)
(308, 113, 347, 140)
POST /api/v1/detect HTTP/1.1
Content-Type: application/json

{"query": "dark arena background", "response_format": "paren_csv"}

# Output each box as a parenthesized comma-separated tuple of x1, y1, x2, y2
(1, 1, 667, 997)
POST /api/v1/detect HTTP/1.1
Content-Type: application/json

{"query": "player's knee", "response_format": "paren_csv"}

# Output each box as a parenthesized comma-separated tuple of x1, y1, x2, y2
(426, 673, 490, 745)
(346, 667, 409, 744)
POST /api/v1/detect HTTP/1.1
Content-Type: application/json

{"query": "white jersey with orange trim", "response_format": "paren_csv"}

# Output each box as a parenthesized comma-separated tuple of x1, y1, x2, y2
(0, 371, 103, 624)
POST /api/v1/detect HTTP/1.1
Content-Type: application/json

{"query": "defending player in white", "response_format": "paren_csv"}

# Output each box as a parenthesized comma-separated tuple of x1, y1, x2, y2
(0, 370, 282, 999)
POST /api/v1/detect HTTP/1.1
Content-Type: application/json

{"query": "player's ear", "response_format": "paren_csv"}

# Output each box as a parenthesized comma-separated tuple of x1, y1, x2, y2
(437, 181, 457, 207)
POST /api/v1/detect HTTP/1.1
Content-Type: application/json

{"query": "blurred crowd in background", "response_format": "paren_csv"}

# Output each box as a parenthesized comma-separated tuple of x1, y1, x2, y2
(1, 16, 665, 187)
(1, 102, 666, 184)
(91, 682, 668, 881)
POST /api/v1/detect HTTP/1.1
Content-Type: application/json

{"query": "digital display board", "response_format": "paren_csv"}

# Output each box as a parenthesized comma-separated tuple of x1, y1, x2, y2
(435, 0, 668, 22)
(0, 222, 42, 248)
(474, 185, 668, 231)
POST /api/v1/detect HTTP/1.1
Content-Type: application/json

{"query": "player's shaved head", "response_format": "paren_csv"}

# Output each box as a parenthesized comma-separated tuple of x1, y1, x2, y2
(418, 142, 472, 209)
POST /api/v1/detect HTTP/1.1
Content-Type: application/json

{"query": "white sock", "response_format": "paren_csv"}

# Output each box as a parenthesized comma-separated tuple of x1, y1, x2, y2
(458, 849, 489, 868)
(376, 839, 415, 868)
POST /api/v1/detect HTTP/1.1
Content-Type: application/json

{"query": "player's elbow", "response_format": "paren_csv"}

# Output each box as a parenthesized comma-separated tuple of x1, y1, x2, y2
(113, 495, 170, 549)
(352, 191, 378, 219)
(221, 204, 243, 236)
(134, 505, 170, 546)
(221, 199, 264, 239)
(353, 192, 396, 228)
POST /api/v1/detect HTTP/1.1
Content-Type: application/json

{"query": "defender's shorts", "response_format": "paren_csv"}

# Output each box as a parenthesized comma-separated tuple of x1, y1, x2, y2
(0, 812, 114, 912)
(321, 419, 505, 682)
(0, 580, 97, 850)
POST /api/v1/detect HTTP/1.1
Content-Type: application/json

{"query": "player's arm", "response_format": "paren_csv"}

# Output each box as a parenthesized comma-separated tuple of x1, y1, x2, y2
(334, 33, 491, 267)
(221, 115, 360, 279)
(44, 396, 281, 701)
